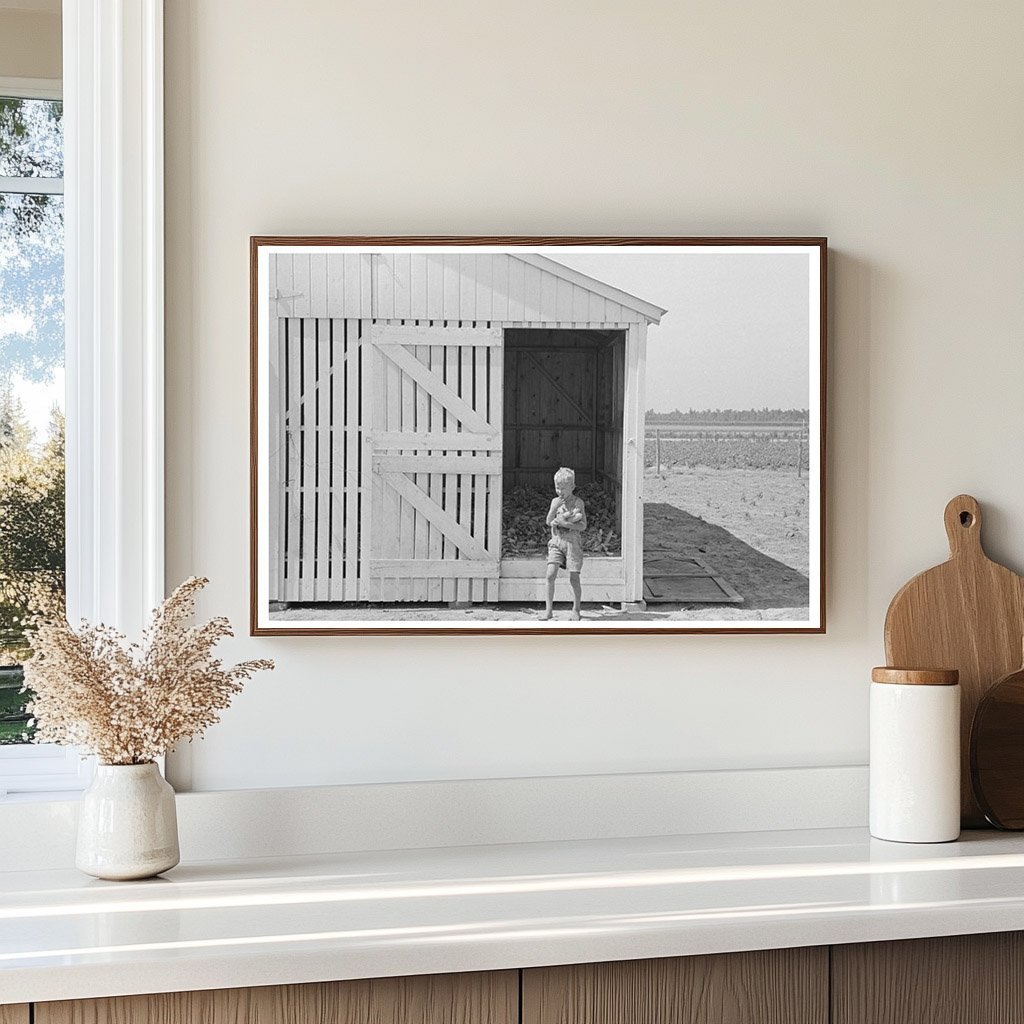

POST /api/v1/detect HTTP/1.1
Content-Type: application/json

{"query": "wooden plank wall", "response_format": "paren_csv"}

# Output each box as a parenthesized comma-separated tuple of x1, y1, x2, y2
(620, 325, 646, 602)
(503, 330, 603, 489)
(274, 317, 362, 603)
(272, 252, 650, 326)
(599, 335, 626, 521)
(363, 323, 502, 604)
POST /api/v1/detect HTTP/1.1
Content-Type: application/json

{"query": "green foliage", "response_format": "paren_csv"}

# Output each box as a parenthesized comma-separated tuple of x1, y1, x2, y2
(0, 96, 63, 199)
(0, 391, 65, 668)
(0, 396, 64, 743)
(0, 665, 31, 743)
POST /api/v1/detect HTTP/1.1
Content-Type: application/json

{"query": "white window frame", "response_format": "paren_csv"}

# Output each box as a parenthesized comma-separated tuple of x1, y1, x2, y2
(0, 0, 164, 799)
(0, 75, 80, 797)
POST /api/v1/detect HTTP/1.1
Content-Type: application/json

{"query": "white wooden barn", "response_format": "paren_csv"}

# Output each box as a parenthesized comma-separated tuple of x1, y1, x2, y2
(267, 251, 666, 606)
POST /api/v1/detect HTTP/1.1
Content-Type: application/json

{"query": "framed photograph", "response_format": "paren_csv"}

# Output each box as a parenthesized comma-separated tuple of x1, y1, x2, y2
(250, 237, 826, 635)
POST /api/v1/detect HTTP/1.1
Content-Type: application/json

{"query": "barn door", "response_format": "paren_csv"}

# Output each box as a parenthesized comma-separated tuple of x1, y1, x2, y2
(360, 324, 503, 603)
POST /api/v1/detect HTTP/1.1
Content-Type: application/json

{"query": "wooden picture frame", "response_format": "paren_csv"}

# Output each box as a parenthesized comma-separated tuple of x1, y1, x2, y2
(250, 237, 826, 635)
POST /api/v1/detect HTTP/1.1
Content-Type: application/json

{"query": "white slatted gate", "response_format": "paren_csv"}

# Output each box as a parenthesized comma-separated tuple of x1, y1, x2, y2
(276, 317, 363, 603)
(274, 319, 505, 605)
(360, 324, 503, 603)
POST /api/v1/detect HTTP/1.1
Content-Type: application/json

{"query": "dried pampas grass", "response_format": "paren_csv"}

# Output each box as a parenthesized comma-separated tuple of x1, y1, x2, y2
(22, 576, 274, 765)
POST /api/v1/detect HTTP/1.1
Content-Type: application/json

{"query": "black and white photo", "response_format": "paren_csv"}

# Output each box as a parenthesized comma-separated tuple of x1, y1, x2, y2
(250, 238, 825, 634)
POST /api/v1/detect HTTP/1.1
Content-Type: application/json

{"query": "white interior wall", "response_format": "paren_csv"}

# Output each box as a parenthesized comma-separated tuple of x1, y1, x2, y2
(0, 8, 60, 81)
(163, 0, 1024, 791)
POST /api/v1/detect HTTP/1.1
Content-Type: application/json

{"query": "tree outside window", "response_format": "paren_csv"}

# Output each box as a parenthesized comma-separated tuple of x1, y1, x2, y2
(0, 94, 65, 744)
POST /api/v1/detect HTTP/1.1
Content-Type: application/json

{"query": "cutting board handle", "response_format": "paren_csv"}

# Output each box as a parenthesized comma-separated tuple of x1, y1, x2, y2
(944, 494, 983, 559)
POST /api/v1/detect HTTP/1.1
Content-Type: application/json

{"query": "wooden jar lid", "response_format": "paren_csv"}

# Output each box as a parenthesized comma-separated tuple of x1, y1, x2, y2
(871, 667, 960, 686)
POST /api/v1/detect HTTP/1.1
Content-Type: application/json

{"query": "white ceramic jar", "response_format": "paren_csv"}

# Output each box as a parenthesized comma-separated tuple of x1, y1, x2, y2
(870, 667, 960, 843)
(76, 762, 180, 880)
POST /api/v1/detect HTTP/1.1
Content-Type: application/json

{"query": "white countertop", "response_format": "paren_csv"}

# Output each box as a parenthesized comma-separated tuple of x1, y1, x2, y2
(5, 826, 1024, 1004)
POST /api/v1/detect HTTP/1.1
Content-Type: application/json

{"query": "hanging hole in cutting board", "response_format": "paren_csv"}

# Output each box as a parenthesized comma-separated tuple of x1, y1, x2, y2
(960, 511, 974, 527)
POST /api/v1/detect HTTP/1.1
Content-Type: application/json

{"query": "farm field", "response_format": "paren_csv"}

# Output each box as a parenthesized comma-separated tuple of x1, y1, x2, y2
(644, 465, 810, 617)
(645, 432, 808, 474)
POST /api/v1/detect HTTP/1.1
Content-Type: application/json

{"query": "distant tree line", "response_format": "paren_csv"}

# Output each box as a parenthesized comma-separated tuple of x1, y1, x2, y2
(646, 408, 809, 424)
(0, 391, 64, 664)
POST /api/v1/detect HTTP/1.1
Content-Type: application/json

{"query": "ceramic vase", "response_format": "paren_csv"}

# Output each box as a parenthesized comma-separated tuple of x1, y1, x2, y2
(76, 762, 180, 880)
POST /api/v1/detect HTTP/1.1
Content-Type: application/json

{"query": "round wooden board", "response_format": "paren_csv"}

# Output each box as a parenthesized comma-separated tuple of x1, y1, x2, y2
(971, 664, 1024, 829)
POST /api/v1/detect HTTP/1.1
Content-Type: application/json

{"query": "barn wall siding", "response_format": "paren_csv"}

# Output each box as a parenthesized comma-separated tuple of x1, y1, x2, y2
(361, 323, 504, 604)
(599, 337, 626, 519)
(272, 253, 649, 325)
(271, 310, 638, 603)
(272, 318, 363, 603)
(274, 317, 635, 604)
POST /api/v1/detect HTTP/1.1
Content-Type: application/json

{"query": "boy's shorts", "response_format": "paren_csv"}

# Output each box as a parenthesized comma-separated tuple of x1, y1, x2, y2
(547, 535, 584, 574)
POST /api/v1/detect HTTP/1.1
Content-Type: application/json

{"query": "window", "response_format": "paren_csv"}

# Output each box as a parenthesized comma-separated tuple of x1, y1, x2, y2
(0, 78, 84, 797)
(0, 85, 65, 733)
(0, 5, 166, 799)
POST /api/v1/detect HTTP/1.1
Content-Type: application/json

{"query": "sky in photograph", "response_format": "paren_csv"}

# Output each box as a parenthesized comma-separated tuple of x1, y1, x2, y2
(552, 251, 811, 413)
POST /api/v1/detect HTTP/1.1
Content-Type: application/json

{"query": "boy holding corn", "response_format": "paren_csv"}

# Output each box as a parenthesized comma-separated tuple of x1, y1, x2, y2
(543, 467, 587, 620)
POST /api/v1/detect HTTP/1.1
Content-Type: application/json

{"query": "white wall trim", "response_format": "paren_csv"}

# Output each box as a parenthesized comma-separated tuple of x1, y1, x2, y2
(0, 744, 91, 799)
(0, 2, 164, 800)
(0, 75, 73, 794)
(0, 765, 870, 870)
(63, 0, 164, 633)
(0, 75, 62, 99)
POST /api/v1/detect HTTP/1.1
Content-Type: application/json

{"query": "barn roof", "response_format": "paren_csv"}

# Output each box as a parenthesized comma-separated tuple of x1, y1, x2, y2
(270, 251, 668, 326)
(514, 254, 667, 324)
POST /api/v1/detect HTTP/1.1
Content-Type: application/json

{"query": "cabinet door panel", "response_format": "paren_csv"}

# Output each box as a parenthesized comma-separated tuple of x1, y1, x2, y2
(0, 1007, 29, 1024)
(832, 933, 1024, 1024)
(37, 971, 517, 1024)
(523, 949, 827, 1024)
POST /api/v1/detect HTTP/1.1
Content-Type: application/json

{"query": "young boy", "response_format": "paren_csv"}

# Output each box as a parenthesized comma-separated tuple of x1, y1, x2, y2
(543, 467, 587, 620)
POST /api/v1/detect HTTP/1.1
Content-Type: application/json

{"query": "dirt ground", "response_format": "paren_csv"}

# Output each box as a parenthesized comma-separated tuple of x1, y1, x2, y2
(645, 466, 810, 578)
(643, 465, 810, 618)
(271, 466, 811, 624)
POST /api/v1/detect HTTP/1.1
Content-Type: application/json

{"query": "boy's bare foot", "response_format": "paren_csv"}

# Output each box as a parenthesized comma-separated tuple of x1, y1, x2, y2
(570, 609, 581, 621)
(540, 611, 553, 621)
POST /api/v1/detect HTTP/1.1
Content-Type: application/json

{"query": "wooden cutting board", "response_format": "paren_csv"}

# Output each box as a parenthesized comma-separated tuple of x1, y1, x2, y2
(970, 651, 1024, 829)
(884, 494, 1024, 827)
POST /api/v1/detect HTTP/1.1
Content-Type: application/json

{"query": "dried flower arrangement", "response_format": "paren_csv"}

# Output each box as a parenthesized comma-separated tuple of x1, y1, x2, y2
(22, 577, 273, 765)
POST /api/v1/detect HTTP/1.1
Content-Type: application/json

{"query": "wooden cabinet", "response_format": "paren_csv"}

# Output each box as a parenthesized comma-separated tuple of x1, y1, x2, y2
(522, 948, 828, 1024)
(832, 932, 1024, 1024)
(35, 972, 517, 1024)
(16, 933, 1024, 1024)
